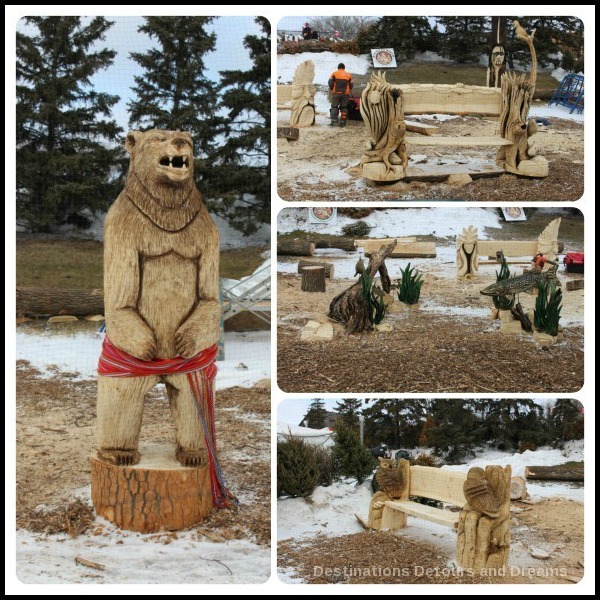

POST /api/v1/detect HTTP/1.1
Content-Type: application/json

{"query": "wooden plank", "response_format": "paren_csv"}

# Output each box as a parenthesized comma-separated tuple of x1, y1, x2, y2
(409, 466, 467, 507)
(397, 83, 502, 116)
(403, 163, 505, 182)
(566, 280, 584, 291)
(363, 241, 436, 258)
(405, 120, 439, 136)
(406, 136, 512, 146)
(356, 236, 417, 247)
(277, 85, 293, 102)
(477, 240, 538, 258)
(385, 500, 459, 528)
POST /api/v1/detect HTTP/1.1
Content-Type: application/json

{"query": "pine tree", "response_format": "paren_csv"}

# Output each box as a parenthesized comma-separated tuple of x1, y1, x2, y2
(334, 398, 363, 429)
(305, 399, 328, 429)
(438, 17, 490, 63)
(16, 17, 122, 232)
(331, 421, 376, 483)
(362, 399, 427, 448)
(128, 17, 219, 169)
(203, 17, 270, 235)
(485, 399, 545, 450)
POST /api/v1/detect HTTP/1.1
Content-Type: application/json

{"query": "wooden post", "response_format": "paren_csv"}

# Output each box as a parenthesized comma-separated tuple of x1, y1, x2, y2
(456, 465, 511, 573)
(301, 266, 326, 292)
(297, 259, 334, 278)
(91, 444, 213, 533)
(277, 240, 316, 256)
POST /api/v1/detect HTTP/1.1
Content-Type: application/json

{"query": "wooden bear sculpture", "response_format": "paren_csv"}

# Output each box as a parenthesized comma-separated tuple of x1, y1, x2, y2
(97, 129, 220, 468)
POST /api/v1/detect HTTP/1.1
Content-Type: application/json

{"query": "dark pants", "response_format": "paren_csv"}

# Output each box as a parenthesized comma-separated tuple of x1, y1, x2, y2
(330, 94, 350, 122)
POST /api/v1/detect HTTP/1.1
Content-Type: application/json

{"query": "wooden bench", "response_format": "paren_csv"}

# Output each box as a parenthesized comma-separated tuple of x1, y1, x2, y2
(367, 461, 512, 572)
(358, 22, 548, 183)
(355, 237, 437, 259)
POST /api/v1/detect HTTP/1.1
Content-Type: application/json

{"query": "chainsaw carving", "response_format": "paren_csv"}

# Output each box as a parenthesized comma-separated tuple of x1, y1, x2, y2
(486, 44, 507, 88)
(375, 457, 406, 498)
(537, 217, 562, 260)
(97, 129, 221, 468)
(480, 264, 561, 298)
(290, 60, 316, 127)
(456, 226, 479, 278)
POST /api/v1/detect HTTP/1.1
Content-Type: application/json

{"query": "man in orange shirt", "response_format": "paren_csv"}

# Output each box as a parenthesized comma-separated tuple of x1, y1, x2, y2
(328, 63, 353, 127)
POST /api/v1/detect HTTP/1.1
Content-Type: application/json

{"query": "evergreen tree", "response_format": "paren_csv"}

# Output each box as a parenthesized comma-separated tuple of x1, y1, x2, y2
(16, 17, 122, 232)
(305, 399, 328, 429)
(362, 399, 427, 448)
(438, 17, 490, 63)
(334, 398, 363, 429)
(331, 420, 376, 483)
(128, 17, 219, 168)
(550, 399, 584, 442)
(485, 399, 545, 450)
(357, 17, 433, 61)
(203, 17, 270, 235)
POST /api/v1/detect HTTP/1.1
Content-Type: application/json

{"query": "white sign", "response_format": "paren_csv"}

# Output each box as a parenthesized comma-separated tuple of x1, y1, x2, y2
(501, 207, 527, 221)
(308, 207, 337, 225)
(371, 48, 397, 69)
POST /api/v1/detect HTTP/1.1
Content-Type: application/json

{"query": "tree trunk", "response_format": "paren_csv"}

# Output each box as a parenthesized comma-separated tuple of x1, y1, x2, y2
(314, 237, 356, 251)
(456, 465, 511, 573)
(301, 266, 326, 292)
(16, 287, 104, 317)
(297, 259, 334, 278)
(277, 240, 316, 256)
(525, 465, 584, 482)
(328, 240, 397, 333)
(510, 476, 527, 500)
(90, 445, 213, 533)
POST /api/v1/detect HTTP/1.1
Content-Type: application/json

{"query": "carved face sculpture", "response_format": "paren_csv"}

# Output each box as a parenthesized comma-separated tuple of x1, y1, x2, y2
(491, 45, 506, 67)
(125, 129, 194, 188)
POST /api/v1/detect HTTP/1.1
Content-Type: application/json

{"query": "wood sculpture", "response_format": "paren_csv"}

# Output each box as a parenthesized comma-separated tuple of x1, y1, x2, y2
(328, 240, 397, 333)
(456, 465, 511, 572)
(456, 225, 480, 278)
(92, 129, 231, 532)
(290, 60, 316, 127)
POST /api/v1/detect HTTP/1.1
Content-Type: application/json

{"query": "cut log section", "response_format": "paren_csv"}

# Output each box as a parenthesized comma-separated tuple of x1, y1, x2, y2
(566, 280, 584, 291)
(91, 444, 213, 533)
(510, 476, 528, 500)
(17, 287, 104, 317)
(525, 464, 584, 482)
(297, 259, 334, 278)
(277, 126, 299, 141)
(314, 237, 356, 252)
(277, 240, 316, 256)
(301, 266, 326, 293)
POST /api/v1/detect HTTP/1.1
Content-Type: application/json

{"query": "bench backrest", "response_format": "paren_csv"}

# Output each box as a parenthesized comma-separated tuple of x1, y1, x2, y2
(409, 466, 467, 507)
(391, 84, 502, 117)
(277, 85, 293, 102)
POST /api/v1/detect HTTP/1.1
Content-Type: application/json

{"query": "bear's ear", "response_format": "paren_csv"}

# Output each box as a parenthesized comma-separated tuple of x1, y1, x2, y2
(377, 456, 384, 462)
(125, 131, 143, 154)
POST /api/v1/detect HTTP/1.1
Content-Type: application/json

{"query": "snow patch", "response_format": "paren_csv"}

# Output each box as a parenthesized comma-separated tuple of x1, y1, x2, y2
(529, 103, 584, 123)
(278, 52, 371, 84)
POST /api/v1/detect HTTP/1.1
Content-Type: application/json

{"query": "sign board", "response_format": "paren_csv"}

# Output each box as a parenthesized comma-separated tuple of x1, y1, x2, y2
(501, 207, 527, 221)
(308, 207, 337, 225)
(371, 48, 397, 69)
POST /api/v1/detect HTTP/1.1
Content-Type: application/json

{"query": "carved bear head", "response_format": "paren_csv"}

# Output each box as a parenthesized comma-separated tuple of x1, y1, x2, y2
(125, 129, 194, 188)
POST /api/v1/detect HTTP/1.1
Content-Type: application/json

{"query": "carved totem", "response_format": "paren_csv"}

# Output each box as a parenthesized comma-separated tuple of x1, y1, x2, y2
(290, 60, 316, 127)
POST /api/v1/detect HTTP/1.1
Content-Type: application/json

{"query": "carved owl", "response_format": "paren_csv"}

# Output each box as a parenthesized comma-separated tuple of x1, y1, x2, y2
(375, 458, 405, 498)
(463, 466, 500, 518)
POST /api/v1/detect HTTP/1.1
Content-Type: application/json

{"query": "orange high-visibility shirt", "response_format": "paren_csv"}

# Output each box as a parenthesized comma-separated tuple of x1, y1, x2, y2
(329, 69, 353, 95)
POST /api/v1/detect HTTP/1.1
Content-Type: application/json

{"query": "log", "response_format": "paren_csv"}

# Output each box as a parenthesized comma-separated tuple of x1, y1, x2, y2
(328, 240, 397, 333)
(16, 287, 104, 317)
(566, 280, 584, 291)
(90, 444, 213, 533)
(277, 240, 316, 256)
(362, 241, 436, 259)
(524, 464, 584, 482)
(510, 476, 528, 500)
(277, 126, 299, 141)
(404, 120, 439, 136)
(314, 237, 356, 252)
(300, 266, 326, 293)
(297, 259, 334, 278)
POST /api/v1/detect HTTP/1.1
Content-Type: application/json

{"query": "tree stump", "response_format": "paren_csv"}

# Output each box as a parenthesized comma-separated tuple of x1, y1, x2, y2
(277, 240, 315, 256)
(91, 444, 213, 533)
(301, 266, 326, 292)
(456, 465, 511, 573)
(510, 476, 527, 500)
(297, 259, 334, 278)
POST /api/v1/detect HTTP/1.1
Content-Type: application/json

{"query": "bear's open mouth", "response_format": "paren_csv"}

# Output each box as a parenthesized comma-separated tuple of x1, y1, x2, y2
(159, 155, 190, 169)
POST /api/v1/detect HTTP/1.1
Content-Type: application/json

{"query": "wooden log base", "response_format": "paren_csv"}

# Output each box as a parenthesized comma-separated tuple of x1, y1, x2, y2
(91, 444, 214, 533)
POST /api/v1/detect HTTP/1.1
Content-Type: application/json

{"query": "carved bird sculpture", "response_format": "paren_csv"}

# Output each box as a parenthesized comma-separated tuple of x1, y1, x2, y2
(463, 466, 500, 518)
(375, 458, 405, 498)
(355, 256, 365, 277)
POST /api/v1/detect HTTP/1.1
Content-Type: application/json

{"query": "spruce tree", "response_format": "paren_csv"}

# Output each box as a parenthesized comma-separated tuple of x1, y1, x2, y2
(332, 421, 376, 483)
(438, 17, 490, 63)
(128, 17, 219, 169)
(550, 399, 584, 442)
(204, 17, 270, 235)
(485, 399, 545, 450)
(305, 399, 328, 429)
(16, 17, 122, 232)
(334, 398, 363, 429)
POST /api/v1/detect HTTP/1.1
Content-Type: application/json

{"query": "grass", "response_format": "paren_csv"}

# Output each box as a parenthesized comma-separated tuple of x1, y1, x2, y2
(16, 237, 267, 289)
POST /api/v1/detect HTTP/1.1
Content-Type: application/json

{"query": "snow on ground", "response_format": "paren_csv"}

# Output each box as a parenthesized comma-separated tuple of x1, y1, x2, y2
(221, 252, 271, 298)
(278, 207, 502, 239)
(277, 422, 334, 447)
(17, 523, 269, 584)
(278, 52, 371, 84)
(16, 330, 270, 389)
(529, 102, 584, 123)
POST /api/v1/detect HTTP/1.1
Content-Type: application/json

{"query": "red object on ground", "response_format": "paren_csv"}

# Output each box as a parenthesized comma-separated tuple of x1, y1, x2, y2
(347, 97, 363, 120)
(564, 252, 584, 273)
